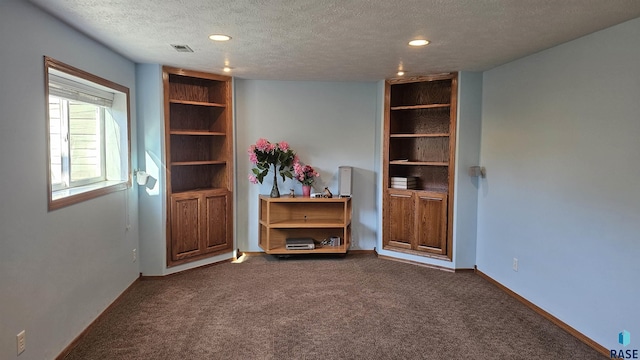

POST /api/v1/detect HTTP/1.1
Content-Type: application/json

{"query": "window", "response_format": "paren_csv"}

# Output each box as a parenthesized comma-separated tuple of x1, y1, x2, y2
(45, 57, 131, 210)
(49, 97, 106, 189)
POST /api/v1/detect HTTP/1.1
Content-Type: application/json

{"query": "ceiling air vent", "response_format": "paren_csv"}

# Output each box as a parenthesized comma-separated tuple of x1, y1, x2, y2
(171, 44, 194, 53)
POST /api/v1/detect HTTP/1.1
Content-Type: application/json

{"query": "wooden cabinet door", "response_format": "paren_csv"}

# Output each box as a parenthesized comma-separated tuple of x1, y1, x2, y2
(415, 192, 447, 255)
(202, 191, 232, 254)
(170, 193, 201, 260)
(385, 191, 414, 250)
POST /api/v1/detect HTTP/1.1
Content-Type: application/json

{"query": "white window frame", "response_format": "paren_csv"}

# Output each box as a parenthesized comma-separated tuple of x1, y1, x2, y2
(45, 57, 131, 210)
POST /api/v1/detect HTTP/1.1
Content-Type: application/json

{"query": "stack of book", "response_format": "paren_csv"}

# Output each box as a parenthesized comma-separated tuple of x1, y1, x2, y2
(390, 176, 418, 189)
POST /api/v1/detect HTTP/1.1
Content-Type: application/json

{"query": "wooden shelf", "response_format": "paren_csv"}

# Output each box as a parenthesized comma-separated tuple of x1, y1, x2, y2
(390, 104, 450, 111)
(257, 195, 350, 203)
(390, 133, 449, 138)
(389, 107, 450, 134)
(169, 99, 226, 108)
(171, 160, 226, 166)
(387, 186, 448, 194)
(171, 187, 228, 195)
(389, 161, 448, 166)
(262, 246, 348, 255)
(169, 130, 226, 136)
(260, 219, 347, 228)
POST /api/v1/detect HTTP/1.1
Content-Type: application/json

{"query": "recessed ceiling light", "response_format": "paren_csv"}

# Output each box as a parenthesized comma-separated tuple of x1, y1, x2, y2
(223, 66, 232, 73)
(408, 39, 429, 47)
(209, 34, 231, 41)
(397, 71, 405, 76)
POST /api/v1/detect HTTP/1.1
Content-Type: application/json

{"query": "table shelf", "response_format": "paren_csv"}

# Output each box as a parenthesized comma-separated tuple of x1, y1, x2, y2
(258, 195, 352, 255)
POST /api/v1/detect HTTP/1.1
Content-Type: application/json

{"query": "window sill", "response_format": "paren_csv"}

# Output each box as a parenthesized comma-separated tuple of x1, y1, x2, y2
(49, 180, 129, 210)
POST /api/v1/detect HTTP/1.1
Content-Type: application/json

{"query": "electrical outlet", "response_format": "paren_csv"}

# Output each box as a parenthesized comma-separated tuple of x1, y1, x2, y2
(132, 248, 137, 262)
(513, 258, 519, 272)
(17, 330, 25, 355)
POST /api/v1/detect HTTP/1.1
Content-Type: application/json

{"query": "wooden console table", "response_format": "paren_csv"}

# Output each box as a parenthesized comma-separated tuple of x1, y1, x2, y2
(258, 195, 352, 255)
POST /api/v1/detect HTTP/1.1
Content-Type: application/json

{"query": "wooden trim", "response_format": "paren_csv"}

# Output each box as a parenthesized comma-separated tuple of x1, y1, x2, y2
(45, 56, 130, 95)
(163, 68, 173, 267)
(382, 81, 391, 191)
(48, 182, 129, 211)
(238, 251, 266, 257)
(474, 267, 609, 357)
(55, 276, 140, 360)
(165, 249, 234, 268)
(382, 244, 451, 261)
(238, 249, 376, 257)
(382, 81, 391, 249)
(141, 257, 234, 280)
(390, 104, 450, 111)
(446, 72, 458, 261)
(454, 268, 475, 273)
(387, 73, 454, 84)
(257, 194, 350, 203)
(347, 249, 376, 255)
(44, 57, 53, 209)
(377, 253, 457, 272)
(162, 65, 231, 82)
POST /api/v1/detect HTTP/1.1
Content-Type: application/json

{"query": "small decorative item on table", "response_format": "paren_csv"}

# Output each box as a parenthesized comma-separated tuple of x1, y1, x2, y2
(294, 162, 319, 198)
(248, 138, 296, 198)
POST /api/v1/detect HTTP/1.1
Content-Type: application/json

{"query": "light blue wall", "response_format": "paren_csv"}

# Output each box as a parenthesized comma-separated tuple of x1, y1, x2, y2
(0, 0, 139, 358)
(235, 80, 379, 251)
(374, 80, 385, 252)
(478, 18, 640, 349)
(453, 72, 482, 268)
(135, 64, 166, 275)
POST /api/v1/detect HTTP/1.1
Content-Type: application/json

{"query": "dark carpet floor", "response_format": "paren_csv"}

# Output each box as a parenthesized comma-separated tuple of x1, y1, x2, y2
(64, 253, 604, 359)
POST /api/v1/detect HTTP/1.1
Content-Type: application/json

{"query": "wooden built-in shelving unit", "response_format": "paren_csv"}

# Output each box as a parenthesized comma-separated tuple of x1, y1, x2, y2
(163, 66, 234, 266)
(383, 73, 458, 260)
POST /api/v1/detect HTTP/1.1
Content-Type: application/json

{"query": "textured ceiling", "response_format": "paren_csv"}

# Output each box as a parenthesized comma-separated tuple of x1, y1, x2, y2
(27, 0, 640, 81)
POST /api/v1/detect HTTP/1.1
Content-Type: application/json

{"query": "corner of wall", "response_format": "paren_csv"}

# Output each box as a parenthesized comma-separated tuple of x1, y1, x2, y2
(453, 71, 483, 269)
(135, 63, 167, 275)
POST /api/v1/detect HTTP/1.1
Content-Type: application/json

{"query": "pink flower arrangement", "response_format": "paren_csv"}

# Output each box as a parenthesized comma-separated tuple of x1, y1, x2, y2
(247, 138, 296, 184)
(294, 163, 319, 186)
